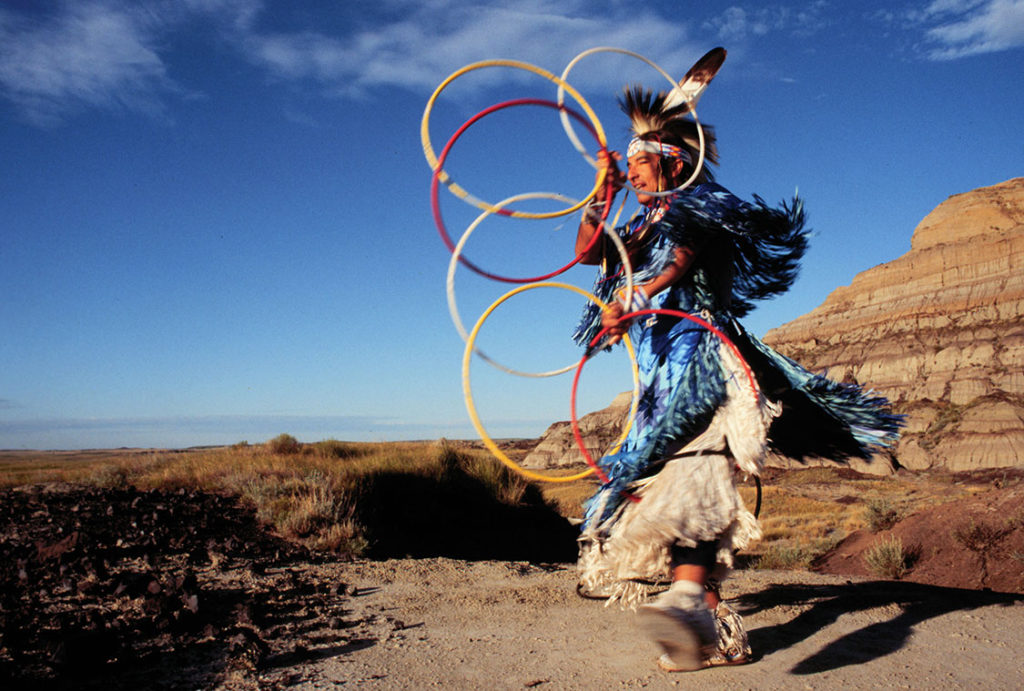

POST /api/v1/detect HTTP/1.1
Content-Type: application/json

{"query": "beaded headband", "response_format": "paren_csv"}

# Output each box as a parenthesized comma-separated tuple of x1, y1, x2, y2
(627, 137, 692, 165)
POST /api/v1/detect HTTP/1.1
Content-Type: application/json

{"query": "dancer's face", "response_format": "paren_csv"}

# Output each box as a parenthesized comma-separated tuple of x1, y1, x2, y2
(627, 152, 667, 206)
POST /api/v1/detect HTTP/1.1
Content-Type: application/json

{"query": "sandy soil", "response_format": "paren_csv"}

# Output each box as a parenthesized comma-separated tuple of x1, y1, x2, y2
(287, 558, 1024, 690)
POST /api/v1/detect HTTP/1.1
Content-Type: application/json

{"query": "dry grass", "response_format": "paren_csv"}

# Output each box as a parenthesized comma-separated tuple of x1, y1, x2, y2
(736, 467, 983, 569)
(3, 442, 999, 570)
(0, 438, 545, 558)
(537, 476, 600, 517)
(952, 518, 1016, 553)
(0, 449, 150, 487)
(864, 497, 902, 532)
(864, 535, 915, 579)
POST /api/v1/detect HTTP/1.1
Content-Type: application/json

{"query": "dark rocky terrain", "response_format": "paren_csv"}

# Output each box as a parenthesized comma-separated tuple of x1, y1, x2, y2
(0, 484, 350, 690)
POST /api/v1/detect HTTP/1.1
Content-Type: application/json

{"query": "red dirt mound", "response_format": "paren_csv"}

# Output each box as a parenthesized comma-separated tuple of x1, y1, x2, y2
(815, 484, 1024, 593)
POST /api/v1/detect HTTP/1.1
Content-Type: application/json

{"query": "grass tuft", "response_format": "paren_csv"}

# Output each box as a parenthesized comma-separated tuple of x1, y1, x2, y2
(864, 497, 901, 532)
(266, 433, 301, 455)
(753, 544, 819, 570)
(312, 439, 368, 459)
(952, 520, 1009, 553)
(863, 535, 916, 579)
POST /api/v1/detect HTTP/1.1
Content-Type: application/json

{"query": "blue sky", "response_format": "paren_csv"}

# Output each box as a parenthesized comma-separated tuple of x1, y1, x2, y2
(1, 1, 1021, 450)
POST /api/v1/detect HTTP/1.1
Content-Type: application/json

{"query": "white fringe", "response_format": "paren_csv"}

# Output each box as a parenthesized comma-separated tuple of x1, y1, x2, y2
(578, 342, 779, 609)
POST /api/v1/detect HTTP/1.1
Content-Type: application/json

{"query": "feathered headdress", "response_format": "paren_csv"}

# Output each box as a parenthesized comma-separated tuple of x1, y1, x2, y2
(620, 47, 726, 183)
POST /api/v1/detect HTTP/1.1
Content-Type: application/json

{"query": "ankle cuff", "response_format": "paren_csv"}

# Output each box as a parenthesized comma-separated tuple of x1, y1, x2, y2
(669, 580, 705, 597)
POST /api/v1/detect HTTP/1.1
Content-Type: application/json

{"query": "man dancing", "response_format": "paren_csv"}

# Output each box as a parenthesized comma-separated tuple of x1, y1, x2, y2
(573, 52, 901, 672)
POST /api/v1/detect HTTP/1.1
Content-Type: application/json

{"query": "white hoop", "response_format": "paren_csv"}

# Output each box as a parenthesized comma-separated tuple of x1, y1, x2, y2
(556, 46, 708, 198)
(447, 192, 635, 377)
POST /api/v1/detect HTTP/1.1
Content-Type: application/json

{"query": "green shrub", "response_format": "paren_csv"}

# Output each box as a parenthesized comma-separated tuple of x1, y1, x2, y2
(91, 463, 130, 489)
(864, 497, 901, 532)
(266, 433, 301, 455)
(952, 520, 1008, 552)
(864, 535, 911, 579)
(753, 544, 816, 570)
(313, 439, 365, 459)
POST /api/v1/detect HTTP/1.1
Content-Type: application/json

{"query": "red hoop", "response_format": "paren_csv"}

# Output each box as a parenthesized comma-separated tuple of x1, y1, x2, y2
(431, 97, 613, 283)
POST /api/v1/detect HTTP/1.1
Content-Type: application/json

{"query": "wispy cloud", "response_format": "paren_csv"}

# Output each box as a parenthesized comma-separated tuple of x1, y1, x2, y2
(228, 1, 707, 96)
(0, 1, 741, 125)
(702, 3, 830, 42)
(919, 0, 1024, 59)
(5, 1, 1020, 126)
(0, 1, 177, 126)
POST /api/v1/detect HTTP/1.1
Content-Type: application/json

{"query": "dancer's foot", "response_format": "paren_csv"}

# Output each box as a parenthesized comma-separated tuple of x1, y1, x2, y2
(637, 581, 716, 672)
(704, 601, 752, 667)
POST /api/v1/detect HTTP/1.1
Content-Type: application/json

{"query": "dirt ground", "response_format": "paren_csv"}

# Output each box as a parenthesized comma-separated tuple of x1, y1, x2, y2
(297, 558, 1024, 690)
(3, 481, 1024, 690)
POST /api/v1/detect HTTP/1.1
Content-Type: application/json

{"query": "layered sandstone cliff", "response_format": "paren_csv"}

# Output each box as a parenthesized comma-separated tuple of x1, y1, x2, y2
(763, 177, 1024, 471)
(524, 178, 1024, 474)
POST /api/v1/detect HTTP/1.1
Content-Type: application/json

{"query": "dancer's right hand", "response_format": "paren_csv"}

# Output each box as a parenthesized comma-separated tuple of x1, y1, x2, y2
(595, 149, 625, 203)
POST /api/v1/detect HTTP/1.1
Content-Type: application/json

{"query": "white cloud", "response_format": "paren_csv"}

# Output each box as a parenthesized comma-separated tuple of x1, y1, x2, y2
(0, 1, 744, 124)
(703, 3, 830, 41)
(924, 0, 989, 16)
(0, 1, 177, 125)
(921, 0, 1024, 59)
(706, 7, 754, 42)
(230, 2, 708, 95)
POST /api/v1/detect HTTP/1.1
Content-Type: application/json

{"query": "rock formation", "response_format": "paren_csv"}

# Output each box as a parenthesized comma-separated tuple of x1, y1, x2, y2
(763, 177, 1024, 471)
(524, 178, 1024, 474)
(522, 391, 633, 471)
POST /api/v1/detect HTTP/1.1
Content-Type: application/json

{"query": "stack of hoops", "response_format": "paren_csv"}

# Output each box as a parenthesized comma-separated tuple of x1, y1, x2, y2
(421, 48, 760, 486)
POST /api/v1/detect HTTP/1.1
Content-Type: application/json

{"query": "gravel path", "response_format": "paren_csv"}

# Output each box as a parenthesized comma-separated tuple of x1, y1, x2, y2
(292, 558, 1024, 690)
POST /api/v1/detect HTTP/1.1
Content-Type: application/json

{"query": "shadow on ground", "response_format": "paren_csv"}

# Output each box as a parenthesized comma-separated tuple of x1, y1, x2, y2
(737, 579, 1024, 674)
(357, 468, 579, 563)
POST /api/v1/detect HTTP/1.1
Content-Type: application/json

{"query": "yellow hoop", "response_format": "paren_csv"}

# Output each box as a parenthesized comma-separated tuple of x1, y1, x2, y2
(421, 59, 608, 219)
(462, 281, 639, 482)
